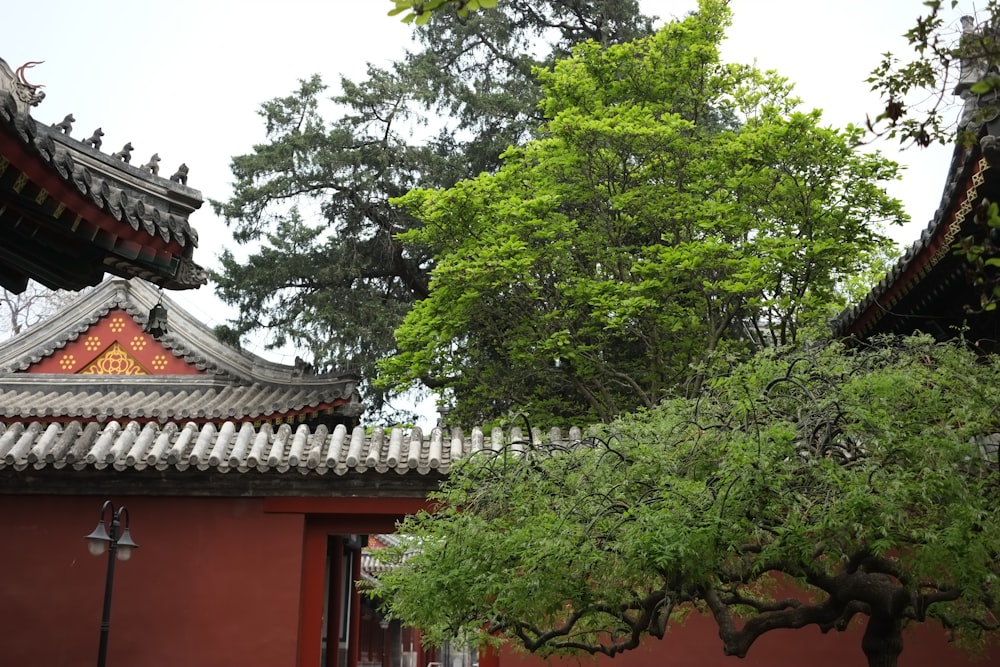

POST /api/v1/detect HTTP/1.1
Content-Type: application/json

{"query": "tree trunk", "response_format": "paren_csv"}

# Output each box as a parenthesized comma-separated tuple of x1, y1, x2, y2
(861, 614, 903, 667)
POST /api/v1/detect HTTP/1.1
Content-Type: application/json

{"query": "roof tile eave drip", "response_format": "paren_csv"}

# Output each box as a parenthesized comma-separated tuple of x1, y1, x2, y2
(835, 138, 988, 338)
(40, 122, 202, 245)
(0, 420, 588, 479)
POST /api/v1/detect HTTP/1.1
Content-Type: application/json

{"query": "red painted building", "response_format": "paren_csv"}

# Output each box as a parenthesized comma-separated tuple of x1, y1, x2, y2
(0, 277, 500, 667)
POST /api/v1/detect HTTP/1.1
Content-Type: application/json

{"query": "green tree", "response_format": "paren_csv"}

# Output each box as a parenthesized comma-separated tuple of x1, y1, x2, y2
(373, 335, 1000, 667)
(867, 1, 1000, 147)
(379, 1, 906, 424)
(211, 1, 652, 416)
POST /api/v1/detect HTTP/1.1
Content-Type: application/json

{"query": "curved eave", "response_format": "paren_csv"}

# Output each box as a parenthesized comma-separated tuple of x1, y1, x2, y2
(0, 91, 206, 291)
(0, 375, 362, 425)
(833, 84, 1000, 342)
(835, 144, 989, 339)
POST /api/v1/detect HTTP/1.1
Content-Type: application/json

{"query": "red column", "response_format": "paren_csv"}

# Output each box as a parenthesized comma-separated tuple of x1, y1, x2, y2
(348, 545, 362, 667)
(328, 537, 345, 667)
(297, 519, 327, 667)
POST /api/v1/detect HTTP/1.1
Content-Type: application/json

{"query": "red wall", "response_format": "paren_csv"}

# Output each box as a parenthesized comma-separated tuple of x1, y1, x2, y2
(497, 606, 998, 667)
(0, 495, 305, 667)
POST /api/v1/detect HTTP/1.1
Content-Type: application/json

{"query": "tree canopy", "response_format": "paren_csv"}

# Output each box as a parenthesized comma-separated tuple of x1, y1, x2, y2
(379, 0, 906, 424)
(372, 335, 1000, 667)
(211, 0, 652, 417)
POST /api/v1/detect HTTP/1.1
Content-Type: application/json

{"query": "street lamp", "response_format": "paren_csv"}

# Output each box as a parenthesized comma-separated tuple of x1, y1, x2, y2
(85, 500, 139, 667)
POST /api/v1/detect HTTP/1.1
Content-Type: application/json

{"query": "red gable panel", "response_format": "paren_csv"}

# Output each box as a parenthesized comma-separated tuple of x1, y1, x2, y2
(26, 307, 202, 375)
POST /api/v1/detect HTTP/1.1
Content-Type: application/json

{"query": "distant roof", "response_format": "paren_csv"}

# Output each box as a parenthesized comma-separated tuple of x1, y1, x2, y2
(832, 138, 989, 340)
(0, 278, 363, 424)
(834, 53, 1000, 343)
(363, 534, 411, 582)
(0, 56, 205, 292)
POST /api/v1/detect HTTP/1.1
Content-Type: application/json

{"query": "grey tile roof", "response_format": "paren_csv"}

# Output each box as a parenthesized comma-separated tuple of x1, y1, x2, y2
(832, 140, 984, 339)
(833, 70, 1000, 339)
(0, 375, 356, 423)
(362, 535, 412, 581)
(0, 279, 363, 421)
(32, 123, 202, 251)
(0, 420, 585, 476)
(0, 56, 205, 291)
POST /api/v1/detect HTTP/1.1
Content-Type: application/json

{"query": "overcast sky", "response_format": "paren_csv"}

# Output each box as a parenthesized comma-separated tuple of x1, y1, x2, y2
(2, 1, 964, 419)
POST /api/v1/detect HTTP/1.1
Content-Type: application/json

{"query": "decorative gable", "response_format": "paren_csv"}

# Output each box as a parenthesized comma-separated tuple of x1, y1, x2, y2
(79, 342, 148, 375)
(26, 307, 200, 375)
(0, 278, 363, 426)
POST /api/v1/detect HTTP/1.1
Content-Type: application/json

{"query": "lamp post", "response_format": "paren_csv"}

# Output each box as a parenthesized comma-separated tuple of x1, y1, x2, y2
(84, 500, 139, 667)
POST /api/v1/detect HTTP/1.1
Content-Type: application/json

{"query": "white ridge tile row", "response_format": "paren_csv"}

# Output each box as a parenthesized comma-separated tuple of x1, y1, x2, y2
(0, 421, 586, 475)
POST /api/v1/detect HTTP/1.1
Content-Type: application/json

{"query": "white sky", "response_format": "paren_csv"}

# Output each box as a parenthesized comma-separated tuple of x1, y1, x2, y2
(2, 0, 963, 422)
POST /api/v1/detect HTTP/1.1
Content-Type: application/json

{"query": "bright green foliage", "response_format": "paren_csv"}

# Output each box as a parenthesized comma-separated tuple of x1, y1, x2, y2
(380, 0, 906, 424)
(211, 2, 652, 416)
(867, 1, 1000, 146)
(388, 0, 498, 25)
(373, 335, 1000, 667)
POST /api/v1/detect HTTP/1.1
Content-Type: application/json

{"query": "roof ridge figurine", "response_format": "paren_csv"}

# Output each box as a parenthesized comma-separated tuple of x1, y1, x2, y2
(110, 141, 133, 162)
(83, 127, 103, 149)
(141, 153, 160, 175)
(50, 112, 73, 134)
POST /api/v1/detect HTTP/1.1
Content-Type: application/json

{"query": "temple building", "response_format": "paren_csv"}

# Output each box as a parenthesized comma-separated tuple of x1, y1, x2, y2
(0, 216, 530, 667)
(834, 38, 1000, 344)
(0, 56, 204, 294)
(0, 278, 362, 430)
(0, 274, 531, 667)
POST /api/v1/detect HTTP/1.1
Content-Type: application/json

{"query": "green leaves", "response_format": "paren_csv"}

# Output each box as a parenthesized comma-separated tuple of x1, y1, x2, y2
(373, 336, 1000, 661)
(212, 2, 655, 418)
(380, 0, 904, 424)
(387, 0, 499, 25)
(969, 77, 1000, 94)
(867, 1, 1000, 147)
(952, 200, 1000, 313)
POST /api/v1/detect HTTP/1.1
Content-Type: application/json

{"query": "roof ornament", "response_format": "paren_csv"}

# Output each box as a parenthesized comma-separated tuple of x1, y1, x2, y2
(110, 142, 133, 163)
(51, 113, 74, 135)
(13, 61, 45, 106)
(140, 153, 160, 175)
(293, 356, 315, 376)
(146, 290, 168, 339)
(169, 163, 188, 185)
(83, 128, 104, 150)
